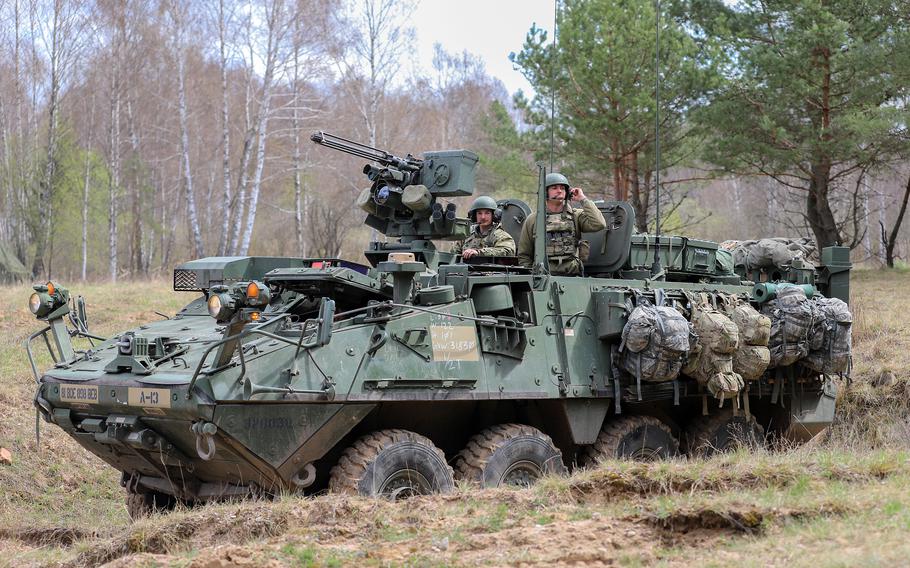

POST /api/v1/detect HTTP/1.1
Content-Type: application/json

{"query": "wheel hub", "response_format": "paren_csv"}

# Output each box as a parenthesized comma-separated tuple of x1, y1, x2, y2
(379, 469, 433, 499)
(500, 460, 543, 487)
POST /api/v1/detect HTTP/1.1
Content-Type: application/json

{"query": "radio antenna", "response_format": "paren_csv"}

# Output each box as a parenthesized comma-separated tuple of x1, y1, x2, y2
(650, 0, 663, 278)
(549, 0, 559, 170)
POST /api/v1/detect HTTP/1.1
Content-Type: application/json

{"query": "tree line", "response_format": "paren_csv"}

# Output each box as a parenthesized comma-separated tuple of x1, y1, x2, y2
(1, 0, 908, 282)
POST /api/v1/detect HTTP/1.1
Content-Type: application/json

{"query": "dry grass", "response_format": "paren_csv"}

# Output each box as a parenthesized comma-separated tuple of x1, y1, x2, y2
(1, 269, 910, 566)
(0, 280, 185, 536)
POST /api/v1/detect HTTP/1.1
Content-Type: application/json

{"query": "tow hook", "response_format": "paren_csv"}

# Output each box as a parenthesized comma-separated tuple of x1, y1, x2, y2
(191, 421, 218, 461)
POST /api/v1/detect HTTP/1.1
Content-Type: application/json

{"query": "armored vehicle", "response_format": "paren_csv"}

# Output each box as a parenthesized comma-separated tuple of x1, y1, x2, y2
(26, 132, 852, 518)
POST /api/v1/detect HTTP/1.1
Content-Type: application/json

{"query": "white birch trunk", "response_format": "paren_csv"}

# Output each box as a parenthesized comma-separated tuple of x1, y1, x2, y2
(861, 176, 872, 260)
(228, 31, 257, 256)
(237, 2, 283, 256)
(878, 185, 888, 265)
(81, 93, 95, 281)
(292, 14, 304, 257)
(237, 79, 273, 256)
(34, 0, 63, 278)
(126, 98, 145, 274)
(217, 0, 232, 256)
(172, 3, 205, 258)
(108, 60, 120, 283)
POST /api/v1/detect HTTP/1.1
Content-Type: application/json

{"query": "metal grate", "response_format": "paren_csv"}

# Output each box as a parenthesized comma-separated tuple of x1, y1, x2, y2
(173, 269, 201, 291)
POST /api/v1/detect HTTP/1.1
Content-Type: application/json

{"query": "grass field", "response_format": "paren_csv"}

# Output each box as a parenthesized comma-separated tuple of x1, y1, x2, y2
(0, 270, 908, 567)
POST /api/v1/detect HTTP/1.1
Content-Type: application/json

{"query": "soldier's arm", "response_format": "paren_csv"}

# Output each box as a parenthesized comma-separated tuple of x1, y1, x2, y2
(576, 199, 607, 233)
(479, 230, 516, 256)
(452, 240, 464, 255)
(516, 217, 534, 266)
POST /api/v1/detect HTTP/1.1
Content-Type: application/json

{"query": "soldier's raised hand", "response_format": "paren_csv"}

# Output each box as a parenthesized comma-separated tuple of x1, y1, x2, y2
(569, 187, 586, 201)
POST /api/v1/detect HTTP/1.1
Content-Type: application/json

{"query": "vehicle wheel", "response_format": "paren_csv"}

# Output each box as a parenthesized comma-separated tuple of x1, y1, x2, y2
(328, 429, 454, 498)
(453, 423, 567, 488)
(125, 489, 177, 520)
(584, 416, 679, 463)
(686, 409, 765, 458)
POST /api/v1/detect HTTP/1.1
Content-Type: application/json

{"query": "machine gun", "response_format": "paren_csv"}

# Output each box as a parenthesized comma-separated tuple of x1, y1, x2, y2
(310, 132, 478, 268)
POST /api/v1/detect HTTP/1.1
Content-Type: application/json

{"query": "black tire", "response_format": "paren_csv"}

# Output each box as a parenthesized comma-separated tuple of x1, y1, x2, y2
(584, 416, 679, 463)
(125, 489, 177, 521)
(328, 429, 454, 498)
(453, 423, 567, 488)
(685, 409, 765, 458)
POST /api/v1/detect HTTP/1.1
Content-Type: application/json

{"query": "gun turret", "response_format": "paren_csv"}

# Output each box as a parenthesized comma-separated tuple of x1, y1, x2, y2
(311, 131, 479, 269)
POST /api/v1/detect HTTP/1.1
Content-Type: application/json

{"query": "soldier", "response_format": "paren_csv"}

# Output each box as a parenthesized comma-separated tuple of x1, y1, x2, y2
(453, 196, 516, 260)
(517, 173, 607, 275)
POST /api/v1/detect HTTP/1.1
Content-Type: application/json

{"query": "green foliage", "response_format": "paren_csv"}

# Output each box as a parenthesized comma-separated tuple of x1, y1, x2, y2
(510, 0, 722, 204)
(46, 123, 111, 278)
(475, 100, 537, 200)
(692, 0, 910, 247)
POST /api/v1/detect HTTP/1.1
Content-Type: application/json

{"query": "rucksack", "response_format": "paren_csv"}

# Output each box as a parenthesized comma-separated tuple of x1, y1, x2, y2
(619, 303, 691, 385)
(803, 297, 852, 376)
(762, 285, 814, 367)
(683, 297, 744, 400)
(720, 297, 771, 381)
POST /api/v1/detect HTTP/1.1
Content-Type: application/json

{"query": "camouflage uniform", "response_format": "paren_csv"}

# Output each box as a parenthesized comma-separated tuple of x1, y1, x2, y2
(517, 199, 607, 275)
(453, 223, 516, 257)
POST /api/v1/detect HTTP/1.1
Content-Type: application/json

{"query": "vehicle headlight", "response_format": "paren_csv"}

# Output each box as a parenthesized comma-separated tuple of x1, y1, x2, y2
(28, 292, 45, 315)
(208, 294, 223, 318)
(207, 292, 236, 322)
(28, 281, 67, 319)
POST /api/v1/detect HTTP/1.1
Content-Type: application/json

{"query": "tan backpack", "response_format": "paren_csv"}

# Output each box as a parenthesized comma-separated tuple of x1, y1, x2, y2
(719, 296, 771, 381)
(683, 295, 744, 400)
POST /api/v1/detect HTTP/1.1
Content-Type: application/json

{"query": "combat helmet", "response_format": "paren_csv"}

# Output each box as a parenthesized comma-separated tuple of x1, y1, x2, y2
(468, 195, 499, 222)
(545, 172, 569, 190)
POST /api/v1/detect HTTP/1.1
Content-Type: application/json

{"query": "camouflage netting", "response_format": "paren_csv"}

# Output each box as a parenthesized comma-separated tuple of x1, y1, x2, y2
(720, 238, 816, 272)
(0, 242, 28, 284)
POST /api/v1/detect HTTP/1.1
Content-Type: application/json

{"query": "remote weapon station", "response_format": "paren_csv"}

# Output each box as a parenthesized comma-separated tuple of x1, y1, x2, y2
(26, 131, 851, 518)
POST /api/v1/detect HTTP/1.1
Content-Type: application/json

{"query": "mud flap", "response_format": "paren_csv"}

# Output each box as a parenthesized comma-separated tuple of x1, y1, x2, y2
(784, 380, 837, 443)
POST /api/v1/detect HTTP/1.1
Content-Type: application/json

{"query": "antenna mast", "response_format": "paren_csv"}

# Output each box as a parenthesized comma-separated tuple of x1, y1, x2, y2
(651, 0, 663, 278)
(549, 0, 559, 170)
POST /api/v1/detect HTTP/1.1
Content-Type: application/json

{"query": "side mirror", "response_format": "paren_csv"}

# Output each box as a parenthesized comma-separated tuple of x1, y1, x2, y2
(316, 299, 335, 347)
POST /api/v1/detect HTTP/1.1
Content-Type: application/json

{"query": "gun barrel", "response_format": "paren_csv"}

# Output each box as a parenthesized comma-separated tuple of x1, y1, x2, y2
(310, 131, 421, 172)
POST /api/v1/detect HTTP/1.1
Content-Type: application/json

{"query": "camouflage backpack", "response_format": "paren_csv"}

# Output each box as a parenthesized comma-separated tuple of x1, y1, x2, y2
(803, 297, 852, 376)
(762, 285, 814, 367)
(619, 303, 691, 389)
(720, 296, 771, 382)
(683, 296, 744, 400)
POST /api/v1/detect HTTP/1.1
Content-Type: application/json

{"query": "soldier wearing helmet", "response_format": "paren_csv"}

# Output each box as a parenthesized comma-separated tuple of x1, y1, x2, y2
(517, 172, 606, 275)
(453, 196, 516, 260)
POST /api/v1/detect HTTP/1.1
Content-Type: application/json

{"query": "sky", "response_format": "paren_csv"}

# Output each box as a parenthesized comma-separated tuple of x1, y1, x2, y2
(410, 0, 555, 97)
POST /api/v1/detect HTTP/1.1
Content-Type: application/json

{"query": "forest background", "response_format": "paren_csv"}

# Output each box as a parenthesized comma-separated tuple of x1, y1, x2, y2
(1, 0, 909, 282)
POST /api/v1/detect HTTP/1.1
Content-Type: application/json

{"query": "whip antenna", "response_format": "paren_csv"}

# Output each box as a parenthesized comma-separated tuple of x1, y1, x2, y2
(651, 0, 663, 278)
(549, 0, 559, 170)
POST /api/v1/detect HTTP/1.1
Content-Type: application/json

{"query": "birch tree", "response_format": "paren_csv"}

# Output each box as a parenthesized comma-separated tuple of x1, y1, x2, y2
(237, 0, 285, 256)
(31, 0, 88, 277)
(215, 0, 236, 256)
(169, 0, 205, 258)
(333, 0, 416, 147)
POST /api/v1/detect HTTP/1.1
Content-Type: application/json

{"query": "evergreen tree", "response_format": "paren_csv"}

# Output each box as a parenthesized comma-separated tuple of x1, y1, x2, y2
(510, 0, 720, 229)
(692, 0, 910, 250)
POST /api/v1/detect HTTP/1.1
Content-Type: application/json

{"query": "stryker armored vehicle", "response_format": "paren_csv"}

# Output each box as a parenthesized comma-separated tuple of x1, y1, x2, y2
(26, 132, 852, 518)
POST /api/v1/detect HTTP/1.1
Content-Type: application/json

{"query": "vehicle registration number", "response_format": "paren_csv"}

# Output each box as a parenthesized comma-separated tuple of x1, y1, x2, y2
(59, 384, 99, 404)
(127, 388, 171, 408)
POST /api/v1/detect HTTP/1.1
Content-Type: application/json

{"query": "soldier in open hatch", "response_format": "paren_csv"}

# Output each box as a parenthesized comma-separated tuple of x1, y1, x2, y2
(452, 195, 516, 260)
(517, 173, 607, 275)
